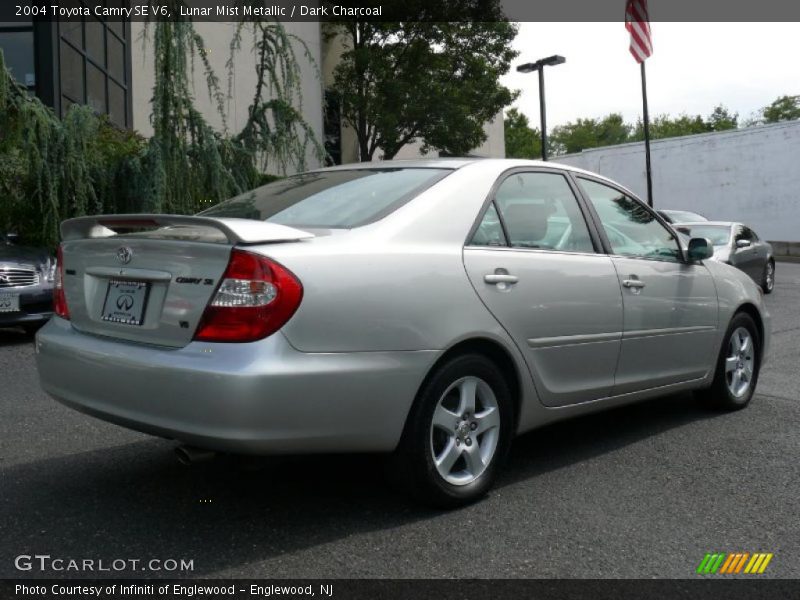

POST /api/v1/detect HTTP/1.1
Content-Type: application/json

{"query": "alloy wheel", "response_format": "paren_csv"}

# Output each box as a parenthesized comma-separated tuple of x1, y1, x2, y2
(429, 376, 500, 486)
(725, 327, 755, 398)
(765, 262, 774, 291)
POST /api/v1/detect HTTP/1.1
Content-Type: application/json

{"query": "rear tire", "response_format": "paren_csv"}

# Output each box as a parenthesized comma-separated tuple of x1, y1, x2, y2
(761, 259, 775, 294)
(392, 354, 514, 508)
(696, 312, 761, 411)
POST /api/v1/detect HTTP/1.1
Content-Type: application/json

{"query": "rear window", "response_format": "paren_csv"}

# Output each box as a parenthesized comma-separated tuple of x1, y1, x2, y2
(199, 168, 451, 229)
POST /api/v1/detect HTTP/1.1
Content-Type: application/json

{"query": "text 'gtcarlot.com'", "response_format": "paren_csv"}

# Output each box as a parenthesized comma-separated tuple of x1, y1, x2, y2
(14, 554, 194, 572)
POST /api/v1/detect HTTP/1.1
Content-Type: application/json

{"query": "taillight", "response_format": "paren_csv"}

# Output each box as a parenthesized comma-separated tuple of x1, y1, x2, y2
(194, 249, 303, 343)
(53, 244, 70, 320)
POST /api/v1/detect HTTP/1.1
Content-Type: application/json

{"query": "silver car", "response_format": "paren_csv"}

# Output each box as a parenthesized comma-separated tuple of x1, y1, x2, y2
(674, 222, 775, 294)
(35, 159, 771, 507)
(1, 233, 56, 333)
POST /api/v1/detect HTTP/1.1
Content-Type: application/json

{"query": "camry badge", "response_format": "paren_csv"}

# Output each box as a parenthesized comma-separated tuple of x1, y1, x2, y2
(116, 247, 133, 265)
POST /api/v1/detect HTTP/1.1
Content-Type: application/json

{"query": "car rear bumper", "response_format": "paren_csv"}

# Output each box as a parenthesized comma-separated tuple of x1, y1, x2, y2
(35, 317, 435, 454)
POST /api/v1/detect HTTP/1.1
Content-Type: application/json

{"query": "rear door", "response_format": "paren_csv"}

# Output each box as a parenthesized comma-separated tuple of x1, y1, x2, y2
(463, 169, 623, 407)
(575, 177, 718, 394)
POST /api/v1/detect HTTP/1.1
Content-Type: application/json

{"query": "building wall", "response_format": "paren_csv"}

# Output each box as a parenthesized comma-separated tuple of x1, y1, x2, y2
(556, 121, 800, 242)
(129, 21, 324, 171)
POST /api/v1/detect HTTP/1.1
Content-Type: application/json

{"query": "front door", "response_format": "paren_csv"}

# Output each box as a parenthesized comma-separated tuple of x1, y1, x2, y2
(463, 170, 623, 407)
(575, 177, 719, 394)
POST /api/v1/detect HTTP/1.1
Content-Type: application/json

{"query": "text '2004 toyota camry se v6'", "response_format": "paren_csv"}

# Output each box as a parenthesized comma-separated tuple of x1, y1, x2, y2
(35, 159, 770, 507)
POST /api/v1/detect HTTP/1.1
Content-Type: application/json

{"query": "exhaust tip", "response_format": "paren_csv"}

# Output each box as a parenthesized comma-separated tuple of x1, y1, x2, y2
(175, 445, 216, 466)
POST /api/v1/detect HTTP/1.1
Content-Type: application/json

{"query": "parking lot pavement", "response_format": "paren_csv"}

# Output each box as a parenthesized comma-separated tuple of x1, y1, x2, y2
(1, 263, 798, 579)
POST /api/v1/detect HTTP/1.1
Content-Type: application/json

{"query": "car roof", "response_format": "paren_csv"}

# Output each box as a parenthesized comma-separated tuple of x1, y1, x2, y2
(307, 158, 638, 197)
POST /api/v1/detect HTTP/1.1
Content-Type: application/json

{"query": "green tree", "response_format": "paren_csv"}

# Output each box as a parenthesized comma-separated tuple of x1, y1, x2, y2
(550, 113, 631, 155)
(761, 95, 800, 123)
(631, 104, 736, 141)
(706, 104, 738, 131)
(503, 108, 541, 159)
(326, 9, 518, 160)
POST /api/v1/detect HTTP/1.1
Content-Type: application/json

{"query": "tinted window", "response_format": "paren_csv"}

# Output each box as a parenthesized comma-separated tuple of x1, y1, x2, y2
(0, 30, 35, 88)
(734, 225, 758, 244)
(200, 169, 451, 228)
(579, 178, 681, 262)
(488, 172, 594, 253)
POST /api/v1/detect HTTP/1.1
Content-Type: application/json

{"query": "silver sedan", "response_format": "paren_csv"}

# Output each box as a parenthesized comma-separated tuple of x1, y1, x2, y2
(35, 159, 771, 507)
(674, 222, 775, 294)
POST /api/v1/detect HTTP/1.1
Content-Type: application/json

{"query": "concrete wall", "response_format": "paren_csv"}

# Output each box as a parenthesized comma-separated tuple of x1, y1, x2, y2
(129, 21, 325, 171)
(556, 121, 800, 242)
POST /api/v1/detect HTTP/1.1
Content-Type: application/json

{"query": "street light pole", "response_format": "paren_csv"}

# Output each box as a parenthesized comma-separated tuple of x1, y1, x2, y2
(538, 67, 547, 161)
(516, 55, 566, 162)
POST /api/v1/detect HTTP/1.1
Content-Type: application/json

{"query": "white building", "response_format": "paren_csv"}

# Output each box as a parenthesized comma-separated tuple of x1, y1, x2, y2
(557, 121, 800, 243)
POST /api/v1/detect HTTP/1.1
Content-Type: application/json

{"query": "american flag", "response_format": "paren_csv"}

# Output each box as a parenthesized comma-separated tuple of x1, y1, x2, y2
(625, 0, 653, 63)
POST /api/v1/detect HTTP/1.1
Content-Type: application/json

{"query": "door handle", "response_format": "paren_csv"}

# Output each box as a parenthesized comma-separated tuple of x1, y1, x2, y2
(484, 274, 518, 285)
(622, 279, 646, 289)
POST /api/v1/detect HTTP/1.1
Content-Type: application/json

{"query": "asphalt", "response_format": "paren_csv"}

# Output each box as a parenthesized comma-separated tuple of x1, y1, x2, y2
(1, 264, 798, 579)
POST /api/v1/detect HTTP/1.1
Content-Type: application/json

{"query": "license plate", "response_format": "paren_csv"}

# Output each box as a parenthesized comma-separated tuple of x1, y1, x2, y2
(0, 293, 20, 313)
(101, 280, 149, 326)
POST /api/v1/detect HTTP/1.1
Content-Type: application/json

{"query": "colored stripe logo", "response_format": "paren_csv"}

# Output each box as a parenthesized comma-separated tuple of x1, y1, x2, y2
(696, 552, 773, 574)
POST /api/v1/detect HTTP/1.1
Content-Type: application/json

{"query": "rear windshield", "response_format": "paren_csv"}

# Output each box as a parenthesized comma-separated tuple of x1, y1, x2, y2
(199, 168, 451, 228)
(675, 225, 732, 246)
(664, 210, 706, 223)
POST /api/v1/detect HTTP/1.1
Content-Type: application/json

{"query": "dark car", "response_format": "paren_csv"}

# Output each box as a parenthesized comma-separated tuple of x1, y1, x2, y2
(674, 222, 775, 294)
(0, 233, 55, 333)
(658, 209, 709, 224)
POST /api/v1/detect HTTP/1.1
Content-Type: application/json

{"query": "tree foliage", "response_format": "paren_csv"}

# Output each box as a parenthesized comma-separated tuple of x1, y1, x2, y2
(327, 10, 518, 160)
(0, 8, 323, 247)
(761, 95, 800, 123)
(537, 104, 740, 156)
(550, 113, 631, 155)
(503, 108, 541, 159)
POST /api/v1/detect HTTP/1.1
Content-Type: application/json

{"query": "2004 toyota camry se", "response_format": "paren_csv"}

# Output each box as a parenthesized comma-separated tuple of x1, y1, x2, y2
(35, 159, 770, 506)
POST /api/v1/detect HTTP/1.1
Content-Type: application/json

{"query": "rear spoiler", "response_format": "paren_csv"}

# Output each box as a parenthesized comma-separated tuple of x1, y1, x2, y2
(60, 214, 314, 245)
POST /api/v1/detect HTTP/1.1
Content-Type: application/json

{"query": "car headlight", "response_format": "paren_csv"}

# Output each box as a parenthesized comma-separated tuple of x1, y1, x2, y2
(43, 257, 56, 283)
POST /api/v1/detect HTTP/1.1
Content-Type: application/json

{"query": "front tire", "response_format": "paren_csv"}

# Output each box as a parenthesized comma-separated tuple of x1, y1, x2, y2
(393, 354, 514, 508)
(697, 312, 761, 410)
(761, 259, 775, 294)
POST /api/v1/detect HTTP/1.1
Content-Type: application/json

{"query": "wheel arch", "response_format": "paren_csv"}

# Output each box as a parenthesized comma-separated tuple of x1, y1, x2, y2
(412, 337, 524, 432)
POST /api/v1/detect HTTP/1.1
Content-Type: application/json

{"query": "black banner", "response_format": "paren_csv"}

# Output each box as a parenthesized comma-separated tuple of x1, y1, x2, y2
(2, 0, 800, 23)
(3, 579, 800, 600)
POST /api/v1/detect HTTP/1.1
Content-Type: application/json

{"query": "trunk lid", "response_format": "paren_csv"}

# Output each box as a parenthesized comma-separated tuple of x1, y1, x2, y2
(59, 215, 312, 347)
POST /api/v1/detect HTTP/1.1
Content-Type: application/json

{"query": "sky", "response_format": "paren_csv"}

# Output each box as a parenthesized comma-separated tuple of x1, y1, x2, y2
(501, 22, 800, 129)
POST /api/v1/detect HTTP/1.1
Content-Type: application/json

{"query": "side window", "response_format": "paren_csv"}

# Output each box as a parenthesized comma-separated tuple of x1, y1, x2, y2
(468, 203, 507, 247)
(490, 172, 595, 253)
(735, 226, 749, 244)
(578, 178, 682, 262)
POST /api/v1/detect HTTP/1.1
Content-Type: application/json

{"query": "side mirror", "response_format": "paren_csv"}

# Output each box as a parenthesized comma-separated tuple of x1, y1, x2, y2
(688, 237, 713, 261)
(735, 239, 752, 249)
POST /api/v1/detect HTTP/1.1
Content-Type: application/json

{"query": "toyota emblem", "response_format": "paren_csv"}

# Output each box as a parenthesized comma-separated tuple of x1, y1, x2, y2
(116, 247, 133, 265)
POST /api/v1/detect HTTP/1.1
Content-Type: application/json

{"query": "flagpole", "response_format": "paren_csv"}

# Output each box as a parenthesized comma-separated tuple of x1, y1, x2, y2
(640, 60, 654, 207)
